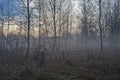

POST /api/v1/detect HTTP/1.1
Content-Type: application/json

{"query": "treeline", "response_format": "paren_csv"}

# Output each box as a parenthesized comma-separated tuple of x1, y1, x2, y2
(0, 0, 120, 57)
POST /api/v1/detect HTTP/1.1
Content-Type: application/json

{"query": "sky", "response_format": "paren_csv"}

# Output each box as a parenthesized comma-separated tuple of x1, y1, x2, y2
(0, 0, 79, 17)
(0, 0, 20, 17)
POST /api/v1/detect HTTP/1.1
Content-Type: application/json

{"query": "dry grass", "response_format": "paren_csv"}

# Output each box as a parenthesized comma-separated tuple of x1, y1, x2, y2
(0, 50, 120, 80)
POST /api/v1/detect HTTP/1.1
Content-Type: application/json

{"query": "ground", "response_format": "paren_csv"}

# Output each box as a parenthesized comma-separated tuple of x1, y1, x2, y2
(0, 50, 120, 80)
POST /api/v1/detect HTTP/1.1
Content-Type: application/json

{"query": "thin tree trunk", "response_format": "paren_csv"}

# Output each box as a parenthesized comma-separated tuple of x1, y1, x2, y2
(1, 18, 4, 40)
(99, 0, 103, 51)
(83, 0, 88, 49)
(7, 0, 10, 36)
(26, 0, 30, 58)
(58, 0, 62, 51)
(38, 0, 41, 46)
(1, 17, 4, 50)
(53, 0, 57, 52)
(43, 8, 48, 37)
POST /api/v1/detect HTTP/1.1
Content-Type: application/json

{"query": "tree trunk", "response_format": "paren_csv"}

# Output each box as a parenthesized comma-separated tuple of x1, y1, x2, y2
(53, 0, 57, 52)
(26, 0, 30, 58)
(99, 0, 103, 51)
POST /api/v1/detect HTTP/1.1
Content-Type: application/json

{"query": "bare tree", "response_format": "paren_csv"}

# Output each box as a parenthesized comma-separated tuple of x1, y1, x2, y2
(0, 0, 4, 51)
(49, 0, 58, 52)
(7, 0, 10, 36)
(26, 0, 31, 58)
(99, 0, 103, 51)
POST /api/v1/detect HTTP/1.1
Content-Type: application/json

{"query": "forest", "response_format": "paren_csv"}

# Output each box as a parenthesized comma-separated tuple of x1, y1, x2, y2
(0, 0, 120, 80)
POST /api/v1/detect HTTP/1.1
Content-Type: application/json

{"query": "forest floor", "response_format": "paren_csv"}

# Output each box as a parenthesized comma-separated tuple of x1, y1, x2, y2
(0, 50, 120, 80)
